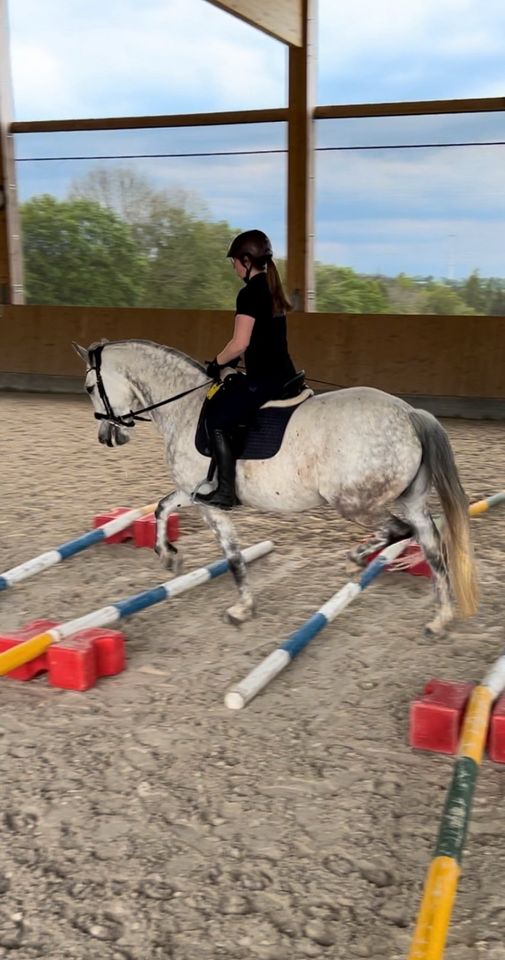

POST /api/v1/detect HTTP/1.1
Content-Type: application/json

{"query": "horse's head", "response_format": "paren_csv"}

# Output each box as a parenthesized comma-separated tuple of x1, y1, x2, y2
(73, 340, 132, 447)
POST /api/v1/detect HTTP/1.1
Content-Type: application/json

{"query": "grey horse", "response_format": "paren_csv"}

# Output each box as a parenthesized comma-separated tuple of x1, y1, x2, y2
(73, 338, 478, 636)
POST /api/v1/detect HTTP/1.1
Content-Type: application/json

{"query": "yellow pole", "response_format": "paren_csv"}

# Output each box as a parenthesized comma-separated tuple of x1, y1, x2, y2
(407, 674, 504, 959)
(468, 491, 505, 516)
(0, 631, 55, 675)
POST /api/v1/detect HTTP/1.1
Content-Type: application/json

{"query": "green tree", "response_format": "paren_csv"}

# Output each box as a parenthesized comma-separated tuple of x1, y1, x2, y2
(21, 195, 147, 306)
(488, 286, 505, 315)
(480, 278, 505, 315)
(315, 264, 389, 313)
(424, 282, 475, 315)
(24, 167, 505, 317)
(70, 166, 205, 247)
(145, 215, 241, 309)
(382, 274, 428, 314)
(70, 166, 241, 309)
(462, 269, 487, 313)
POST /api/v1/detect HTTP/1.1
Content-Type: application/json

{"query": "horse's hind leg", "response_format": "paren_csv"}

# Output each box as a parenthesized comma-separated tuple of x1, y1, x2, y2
(349, 516, 413, 566)
(394, 472, 453, 636)
(407, 512, 453, 636)
(200, 505, 255, 626)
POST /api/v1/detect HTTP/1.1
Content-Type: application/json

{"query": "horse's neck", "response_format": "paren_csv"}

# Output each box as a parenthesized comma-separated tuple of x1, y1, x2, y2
(115, 341, 206, 443)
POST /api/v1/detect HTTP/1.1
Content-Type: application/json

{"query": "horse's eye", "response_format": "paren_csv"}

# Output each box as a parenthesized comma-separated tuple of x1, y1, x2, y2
(86, 384, 94, 394)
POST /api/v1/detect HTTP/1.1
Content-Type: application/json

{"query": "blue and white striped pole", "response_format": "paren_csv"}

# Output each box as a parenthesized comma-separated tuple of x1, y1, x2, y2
(0, 503, 158, 593)
(0, 541, 274, 676)
(225, 537, 411, 710)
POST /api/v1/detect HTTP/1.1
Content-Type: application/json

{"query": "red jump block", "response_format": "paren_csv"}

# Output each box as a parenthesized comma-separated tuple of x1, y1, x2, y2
(92, 506, 134, 543)
(0, 619, 125, 691)
(93, 507, 180, 548)
(409, 678, 474, 755)
(489, 693, 505, 764)
(394, 544, 432, 578)
(133, 512, 180, 549)
(366, 543, 432, 578)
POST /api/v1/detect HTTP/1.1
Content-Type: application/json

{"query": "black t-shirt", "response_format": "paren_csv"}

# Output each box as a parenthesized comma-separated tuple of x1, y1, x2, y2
(236, 273, 296, 386)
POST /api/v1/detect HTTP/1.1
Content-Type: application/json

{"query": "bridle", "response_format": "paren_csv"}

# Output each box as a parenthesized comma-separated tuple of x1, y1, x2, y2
(89, 344, 212, 429)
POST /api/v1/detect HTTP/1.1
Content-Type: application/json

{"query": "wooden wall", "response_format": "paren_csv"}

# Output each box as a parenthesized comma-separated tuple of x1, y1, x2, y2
(1, 305, 504, 407)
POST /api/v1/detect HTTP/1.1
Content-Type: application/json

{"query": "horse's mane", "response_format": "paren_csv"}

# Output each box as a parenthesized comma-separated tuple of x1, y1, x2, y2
(89, 338, 206, 374)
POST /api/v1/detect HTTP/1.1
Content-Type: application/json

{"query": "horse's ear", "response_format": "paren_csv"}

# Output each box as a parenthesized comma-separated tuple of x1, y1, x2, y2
(72, 342, 89, 364)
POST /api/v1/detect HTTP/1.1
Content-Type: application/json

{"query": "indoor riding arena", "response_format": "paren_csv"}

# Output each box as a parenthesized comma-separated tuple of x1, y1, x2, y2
(1, 2, 505, 959)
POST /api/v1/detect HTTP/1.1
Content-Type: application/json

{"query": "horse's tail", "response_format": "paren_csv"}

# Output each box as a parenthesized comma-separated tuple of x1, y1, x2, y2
(409, 408, 479, 617)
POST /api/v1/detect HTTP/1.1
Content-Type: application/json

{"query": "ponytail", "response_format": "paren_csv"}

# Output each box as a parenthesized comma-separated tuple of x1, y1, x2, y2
(266, 259, 292, 315)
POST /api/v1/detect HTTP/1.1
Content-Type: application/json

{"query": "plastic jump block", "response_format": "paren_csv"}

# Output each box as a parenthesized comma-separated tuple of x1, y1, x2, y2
(0, 619, 125, 691)
(410, 679, 505, 764)
(489, 693, 505, 764)
(409, 679, 474, 755)
(92, 507, 134, 543)
(93, 507, 180, 548)
(133, 512, 179, 549)
(366, 543, 432, 578)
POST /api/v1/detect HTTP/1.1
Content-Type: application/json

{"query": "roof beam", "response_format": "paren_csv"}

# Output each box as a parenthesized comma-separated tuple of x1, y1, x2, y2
(0, 0, 23, 304)
(206, 0, 303, 46)
(286, 0, 315, 310)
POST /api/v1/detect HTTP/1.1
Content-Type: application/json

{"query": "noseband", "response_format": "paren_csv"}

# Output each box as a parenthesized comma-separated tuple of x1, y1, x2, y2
(89, 344, 211, 428)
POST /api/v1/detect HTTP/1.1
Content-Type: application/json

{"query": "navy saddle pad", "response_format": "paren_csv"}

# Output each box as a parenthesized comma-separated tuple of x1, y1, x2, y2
(195, 399, 304, 461)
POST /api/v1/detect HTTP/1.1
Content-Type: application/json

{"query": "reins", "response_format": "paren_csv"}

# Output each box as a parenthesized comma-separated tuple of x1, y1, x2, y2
(89, 344, 212, 428)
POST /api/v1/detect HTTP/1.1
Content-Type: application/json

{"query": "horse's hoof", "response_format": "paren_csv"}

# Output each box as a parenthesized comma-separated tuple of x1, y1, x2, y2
(155, 547, 183, 575)
(225, 602, 255, 626)
(348, 547, 367, 568)
(348, 537, 387, 567)
(424, 621, 447, 639)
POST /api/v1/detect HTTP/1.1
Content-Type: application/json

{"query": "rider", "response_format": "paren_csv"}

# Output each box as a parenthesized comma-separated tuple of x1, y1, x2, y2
(194, 229, 298, 510)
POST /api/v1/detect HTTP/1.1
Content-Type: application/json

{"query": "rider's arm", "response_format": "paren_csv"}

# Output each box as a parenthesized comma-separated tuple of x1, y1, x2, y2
(216, 314, 255, 365)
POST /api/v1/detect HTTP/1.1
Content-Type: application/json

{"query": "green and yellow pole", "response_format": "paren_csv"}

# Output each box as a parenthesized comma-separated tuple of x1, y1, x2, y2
(432, 490, 505, 533)
(407, 654, 505, 959)
(468, 491, 505, 517)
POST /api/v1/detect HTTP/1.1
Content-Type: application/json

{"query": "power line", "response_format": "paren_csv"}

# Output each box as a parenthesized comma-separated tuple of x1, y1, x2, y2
(16, 140, 505, 163)
(17, 148, 286, 162)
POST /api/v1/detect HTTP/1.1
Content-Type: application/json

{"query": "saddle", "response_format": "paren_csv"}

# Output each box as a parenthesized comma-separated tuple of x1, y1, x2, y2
(195, 370, 313, 462)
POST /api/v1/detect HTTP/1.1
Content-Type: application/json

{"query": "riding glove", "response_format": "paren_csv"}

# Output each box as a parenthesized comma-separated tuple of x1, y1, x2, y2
(206, 358, 222, 381)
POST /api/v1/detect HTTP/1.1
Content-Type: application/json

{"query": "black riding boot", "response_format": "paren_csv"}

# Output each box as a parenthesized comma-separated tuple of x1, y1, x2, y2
(194, 429, 240, 510)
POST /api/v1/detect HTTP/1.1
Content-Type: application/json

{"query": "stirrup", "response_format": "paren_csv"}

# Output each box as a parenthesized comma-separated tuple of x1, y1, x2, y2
(194, 487, 240, 510)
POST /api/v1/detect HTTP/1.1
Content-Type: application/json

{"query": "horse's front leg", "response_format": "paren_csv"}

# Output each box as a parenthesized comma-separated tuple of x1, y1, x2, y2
(200, 505, 255, 626)
(154, 490, 192, 574)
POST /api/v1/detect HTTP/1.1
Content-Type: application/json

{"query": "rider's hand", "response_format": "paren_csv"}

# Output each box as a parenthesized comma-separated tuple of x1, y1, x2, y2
(205, 358, 222, 381)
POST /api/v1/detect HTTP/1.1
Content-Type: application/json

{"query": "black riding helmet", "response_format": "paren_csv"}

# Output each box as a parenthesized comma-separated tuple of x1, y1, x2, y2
(227, 230, 273, 281)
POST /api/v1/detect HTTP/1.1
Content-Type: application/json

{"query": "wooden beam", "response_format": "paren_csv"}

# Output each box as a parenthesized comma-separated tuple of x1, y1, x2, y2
(206, 0, 302, 46)
(315, 95, 505, 120)
(11, 94, 504, 137)
(0, 0, 23, 304)
(11, 107, 288, 135)
(286, 0, 315, 311)
(2, 304, 505, 402)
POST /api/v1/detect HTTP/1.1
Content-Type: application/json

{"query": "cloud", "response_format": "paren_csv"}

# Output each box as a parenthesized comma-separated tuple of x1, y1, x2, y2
(15, 122, 288, 251)
(9, 0, 505, 277)
(316, 218, 505, 279)
(15, 110, 505, 277)
(316, 145, 505, 220)
(318, 0, 505, 62)
(8, 0, 286, 119)
(314, 123, 505, 276)
(10, 0, 505, 117)
(318, 0, 505, 101)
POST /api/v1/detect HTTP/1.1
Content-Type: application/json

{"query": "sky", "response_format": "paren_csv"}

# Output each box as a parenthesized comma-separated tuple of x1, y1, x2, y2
(6, 0, 505, 279)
